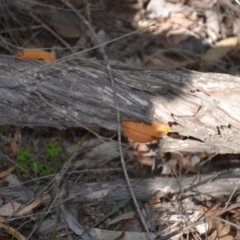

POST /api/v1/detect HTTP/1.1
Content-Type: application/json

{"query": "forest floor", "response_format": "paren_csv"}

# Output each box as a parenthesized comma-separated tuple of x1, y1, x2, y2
(1, 0, 240, 239)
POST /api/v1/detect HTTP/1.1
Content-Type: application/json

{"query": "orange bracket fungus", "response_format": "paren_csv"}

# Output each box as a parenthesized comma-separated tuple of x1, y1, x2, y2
(122, 121, 170, 143)
(15, 49, 56, 62)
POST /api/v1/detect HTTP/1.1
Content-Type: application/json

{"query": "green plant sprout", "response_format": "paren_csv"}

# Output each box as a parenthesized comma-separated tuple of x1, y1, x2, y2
(16, 147, 31, 161)
(16, 147, 57, 177)
(45, 141, 62, 158)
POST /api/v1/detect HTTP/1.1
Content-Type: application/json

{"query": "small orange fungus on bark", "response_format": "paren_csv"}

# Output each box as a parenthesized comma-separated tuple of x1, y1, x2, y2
(15, 49, 56, 62)
(122, 121, 170, 143)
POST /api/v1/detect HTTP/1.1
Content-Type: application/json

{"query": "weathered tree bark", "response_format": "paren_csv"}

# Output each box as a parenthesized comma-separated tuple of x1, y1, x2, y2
(68, 169, 240, 203)
(0, 55, 240, 153)
(2, 169, 240, 203)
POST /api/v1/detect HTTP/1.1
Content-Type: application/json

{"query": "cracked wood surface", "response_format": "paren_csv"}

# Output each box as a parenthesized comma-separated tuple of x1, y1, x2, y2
(0, 55, 240, 153)
(2, 169, 240, 203)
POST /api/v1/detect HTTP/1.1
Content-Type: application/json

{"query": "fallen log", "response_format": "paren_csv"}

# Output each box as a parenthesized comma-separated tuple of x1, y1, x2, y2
(4, 169, 239, 240)
(0, 55, 240, 153)
(2, 169, 240, 204)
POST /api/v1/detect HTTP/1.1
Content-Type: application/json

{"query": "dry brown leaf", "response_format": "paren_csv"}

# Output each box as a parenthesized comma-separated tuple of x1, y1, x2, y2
(15, 194, 44, 217)
(168, 12, 196, 28)
(0, 165, 16, 179)
(201, 37, 240, 69)
(199, 206, 234, 240)
(10, 132, 19, 155)
(0, 215, 8, 224)
(122, 121, 170, 143)
(208, 219, 232, 240)
(147, 191, 163, 206)
(198, 205, 220, 218)
(118, 216, 137, 231)
(228, 207, 240, 221)
(229, 207, 240, 215)
(107, 211, 135, 226)
(216, 220, 231, 237)
(15, 49, 56, 61)
(1, 222, 26, 240)
(178, 156, 198, 173)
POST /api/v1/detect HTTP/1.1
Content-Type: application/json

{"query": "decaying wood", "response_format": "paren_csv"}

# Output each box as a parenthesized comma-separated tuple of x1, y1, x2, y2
(0, 55, 240, 153)
(2, 169, 240, 204)
(68, 168, 240, 203)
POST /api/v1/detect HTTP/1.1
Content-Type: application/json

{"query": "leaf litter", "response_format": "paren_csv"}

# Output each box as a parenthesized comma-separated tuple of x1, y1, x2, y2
(1, 0, 240, 239)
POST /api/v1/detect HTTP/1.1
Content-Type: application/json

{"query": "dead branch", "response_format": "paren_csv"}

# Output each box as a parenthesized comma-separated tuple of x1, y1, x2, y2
(0, 56, 240, 153)
(2, 169, 240, 204)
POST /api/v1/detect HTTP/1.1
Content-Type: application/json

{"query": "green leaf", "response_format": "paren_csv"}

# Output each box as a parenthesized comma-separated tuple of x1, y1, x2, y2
(29, 157, 37, 163)
(38, 163, 45, 172)
(16, 148, 31, 161)
(45, 141, 62, 158)
(18, 162, 29, 172)
(49, 142, 58, 148)
(41, 170, 48, 176)
(16, 146, 58, 177)
(48, 166, 56, 174)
